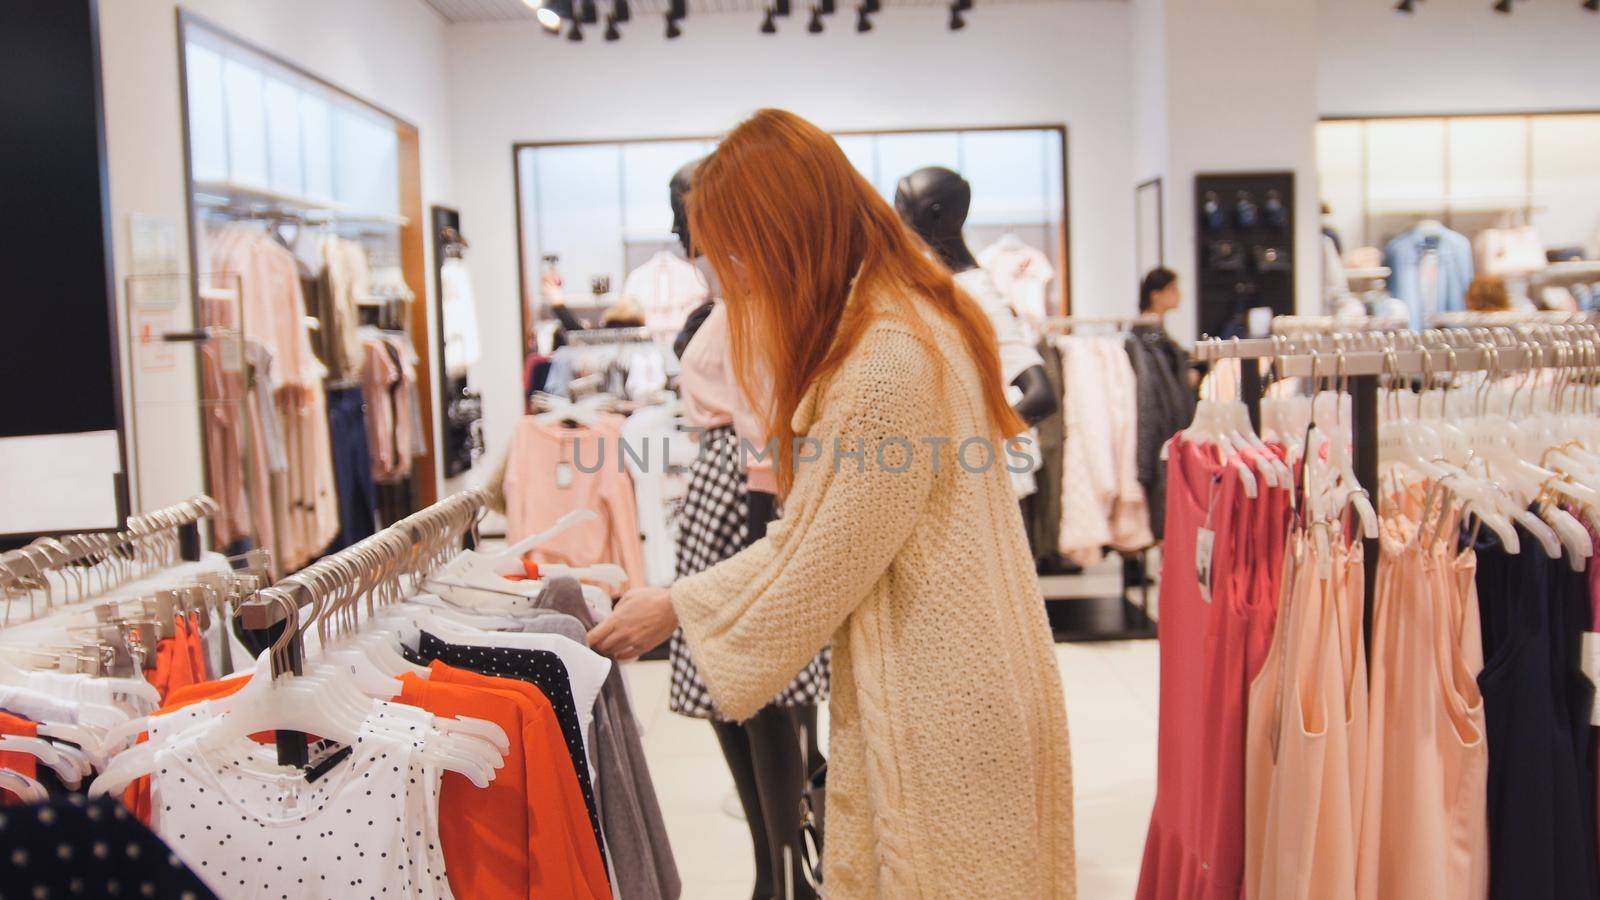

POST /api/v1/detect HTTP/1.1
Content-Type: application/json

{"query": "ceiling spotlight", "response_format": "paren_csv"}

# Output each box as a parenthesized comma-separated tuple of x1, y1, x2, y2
(668, 0, 687, 17)
(665, 13, 683, 36)
(1394, 0, 1415, 11)
(567, 18, 583, 39)
(948, 1, 965, 29)
(1585, 0, 1598, 11)
(807, 4, 824, 31)
(760, 6, 777, 31)
(604, 13, 621, 38)
(861, 0, 880, 11)
(536, 5, 563, 31)
(856, 4, 872, 30)
(775, 0, 792, 14)
(1492, 0, 1512, 11)
(613, 0, 631, 22)
(953, 0, 972, 10)
(820, 0, 836, 13)
(578, 0, 598, 22)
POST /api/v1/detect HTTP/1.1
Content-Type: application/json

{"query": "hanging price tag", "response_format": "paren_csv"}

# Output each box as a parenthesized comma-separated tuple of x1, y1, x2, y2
(555, 462, 574, 489)
(1195, 527, 1215, 603)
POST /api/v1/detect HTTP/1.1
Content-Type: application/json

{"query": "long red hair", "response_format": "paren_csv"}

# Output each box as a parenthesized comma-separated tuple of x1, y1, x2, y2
(687, 108, 1025, 495)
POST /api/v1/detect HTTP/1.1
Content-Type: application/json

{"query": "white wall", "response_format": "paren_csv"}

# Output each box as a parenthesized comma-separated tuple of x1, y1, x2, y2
(1138, 0, 1321, 342)
(96, 0, 453, 515)
(445, 0, 1138, 472)
(1319, 0, 1600, 117)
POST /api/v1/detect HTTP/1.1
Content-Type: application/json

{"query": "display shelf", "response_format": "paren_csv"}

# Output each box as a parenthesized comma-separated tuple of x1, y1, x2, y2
(193, 179, 410, 227)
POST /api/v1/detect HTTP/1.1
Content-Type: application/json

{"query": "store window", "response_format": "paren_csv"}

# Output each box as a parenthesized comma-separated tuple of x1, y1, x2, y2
(514, 126, 1067, 356)
(1316, 112, 1600, 257)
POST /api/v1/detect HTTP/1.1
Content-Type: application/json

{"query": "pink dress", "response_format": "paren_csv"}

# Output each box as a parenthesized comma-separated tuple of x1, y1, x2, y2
(1138, 439, 1261, 900)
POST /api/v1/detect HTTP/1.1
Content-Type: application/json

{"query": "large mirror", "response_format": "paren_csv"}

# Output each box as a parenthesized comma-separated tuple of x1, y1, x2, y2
(513, 126, 1068, 402)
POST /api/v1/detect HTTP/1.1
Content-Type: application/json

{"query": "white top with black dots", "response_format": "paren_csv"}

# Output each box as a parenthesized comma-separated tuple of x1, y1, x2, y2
(151, 713, 454, 900)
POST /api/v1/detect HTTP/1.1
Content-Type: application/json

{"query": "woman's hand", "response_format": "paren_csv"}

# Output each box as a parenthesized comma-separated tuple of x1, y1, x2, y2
(587, 586, 678, 660)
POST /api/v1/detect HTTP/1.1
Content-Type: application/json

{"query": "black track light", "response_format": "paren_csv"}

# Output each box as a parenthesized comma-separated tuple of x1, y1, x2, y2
(578, 0, 598, 23)
(1585, 0, 1598, 11)
(819, 0, 836, 13)
(760, 6, 777, 31)
(807, 5, 824, 31)
(612, 0, 630, 21)
(567, 18, 583, 39)
(861, 0, 880, 12)
(1394, 0, 1415, 11)
(856, 4, 872, 30)
(1492, 0, 1512, 11)
(668, 0, 687, 18)
(953, 0, 972, 11)
(665, 13, 682, 37)
(775, 0, 792, 15)
(948, 1, 965, 29)
(604, 13, 621, 38)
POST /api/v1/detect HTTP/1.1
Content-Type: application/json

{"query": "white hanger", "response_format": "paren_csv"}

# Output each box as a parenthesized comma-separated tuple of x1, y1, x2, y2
(0, 767, 48, 804)
(0, 736, 82, 787)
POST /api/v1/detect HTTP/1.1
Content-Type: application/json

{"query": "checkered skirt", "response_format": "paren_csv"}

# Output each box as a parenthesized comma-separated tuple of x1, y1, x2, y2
(668, 425, 832, 720)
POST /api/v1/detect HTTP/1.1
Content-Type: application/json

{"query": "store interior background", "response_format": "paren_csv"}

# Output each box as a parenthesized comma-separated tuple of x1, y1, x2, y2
(97, 0, 1600, 518)
(13, 0, 1600, 894)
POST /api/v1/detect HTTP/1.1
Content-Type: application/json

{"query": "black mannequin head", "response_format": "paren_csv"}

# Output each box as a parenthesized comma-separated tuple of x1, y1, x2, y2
(670, 157, 703, 257)
(893, 165, 978, 272)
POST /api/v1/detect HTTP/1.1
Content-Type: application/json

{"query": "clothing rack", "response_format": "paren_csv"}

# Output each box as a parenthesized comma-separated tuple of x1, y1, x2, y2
(1191, 323, 1600, 649)
(0, 495, 218, 614)
(1271, 315, 1409, 335)
(1040, 315, 1148, 333)
(1036, 317, 1160, 640)
(565, 326, 653, 346)
(1431, 310, 1598, 328)
(233, 489, 484, 766)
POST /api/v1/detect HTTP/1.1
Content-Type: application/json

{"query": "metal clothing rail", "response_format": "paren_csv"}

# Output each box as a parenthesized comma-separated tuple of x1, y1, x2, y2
(231, 489, 485, 766)
(564, 326, 653, 345)
(1190, 323, 1600, 651)
(1040, 315, 1148, 332)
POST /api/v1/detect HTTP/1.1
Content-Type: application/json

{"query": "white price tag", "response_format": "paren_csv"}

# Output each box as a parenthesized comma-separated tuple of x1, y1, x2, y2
(1583, 632, 1600, 727)
(555, 462, 574, 489)
(1195, 527, 1215, 603)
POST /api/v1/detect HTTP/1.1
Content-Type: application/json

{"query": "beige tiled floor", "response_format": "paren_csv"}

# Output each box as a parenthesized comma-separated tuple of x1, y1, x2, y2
(624, 627, 1158, 899)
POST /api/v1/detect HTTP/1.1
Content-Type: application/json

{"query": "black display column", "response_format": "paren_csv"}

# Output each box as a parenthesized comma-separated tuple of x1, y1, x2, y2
(0, 0, 127, 543)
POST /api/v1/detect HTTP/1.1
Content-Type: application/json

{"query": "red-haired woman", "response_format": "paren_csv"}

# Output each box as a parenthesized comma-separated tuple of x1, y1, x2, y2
(588, 109, 1075, 897)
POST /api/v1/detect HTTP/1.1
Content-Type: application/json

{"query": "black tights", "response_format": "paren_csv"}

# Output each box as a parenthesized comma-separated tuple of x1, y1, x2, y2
(711, 704, 822, 900)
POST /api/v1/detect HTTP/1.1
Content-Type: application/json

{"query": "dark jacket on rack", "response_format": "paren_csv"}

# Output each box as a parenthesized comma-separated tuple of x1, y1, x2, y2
(1024, 337, 1066, 562)
(1125, 322, 1195, 540)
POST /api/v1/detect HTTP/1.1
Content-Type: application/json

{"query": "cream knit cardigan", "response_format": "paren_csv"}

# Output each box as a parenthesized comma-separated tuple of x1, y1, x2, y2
(672, 284, 1076, 898)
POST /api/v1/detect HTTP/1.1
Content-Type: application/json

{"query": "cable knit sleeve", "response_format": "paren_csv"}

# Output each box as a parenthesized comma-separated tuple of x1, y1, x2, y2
(671, 326, 941, 721)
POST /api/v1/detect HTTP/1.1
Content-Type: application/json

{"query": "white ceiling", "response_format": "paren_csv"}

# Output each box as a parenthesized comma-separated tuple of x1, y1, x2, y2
(422, 0, 1064, 19)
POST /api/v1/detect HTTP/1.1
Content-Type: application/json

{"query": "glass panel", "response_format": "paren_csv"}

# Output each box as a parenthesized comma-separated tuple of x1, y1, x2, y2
(263, 76, 303, 197)
(299, 93, 333, 202)
(620, 140, 715, 242)
(1448, 116, 1527, 211)
(534, 145, 624, 306)
(332, 108, 397, 216)
(834, 134, 877, 185)
(1315, 121, 1365, 248)
(1365, 118, 1446, 217)
(184, 42, 228, 183)
(221, 58, 268, 188)
(873, 132, 961, 201)
(963, 130, 1049, 226)
(1531, 114, 1600, 253)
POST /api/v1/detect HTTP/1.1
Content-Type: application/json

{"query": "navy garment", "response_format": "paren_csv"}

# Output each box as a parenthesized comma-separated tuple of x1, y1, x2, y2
(0, 795, 218, 899)
(326, 385, 377, 550)
(405, 631, 605, 858)
(1474, 523, 1598, 900)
